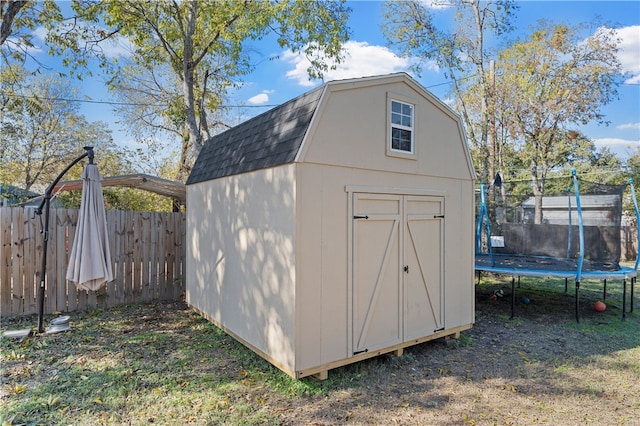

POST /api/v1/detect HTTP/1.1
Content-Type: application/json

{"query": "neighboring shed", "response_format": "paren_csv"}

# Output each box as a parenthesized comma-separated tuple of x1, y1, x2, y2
(520, 195, 621, 226)
(186, 73, 476, 379)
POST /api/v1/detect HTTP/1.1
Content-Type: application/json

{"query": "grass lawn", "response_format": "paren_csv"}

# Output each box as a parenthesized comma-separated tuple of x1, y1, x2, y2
(2, 275, 639, 425)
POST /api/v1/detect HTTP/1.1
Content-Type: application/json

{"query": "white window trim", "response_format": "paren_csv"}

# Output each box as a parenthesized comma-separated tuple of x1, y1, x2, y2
(386, 94, 417, 160)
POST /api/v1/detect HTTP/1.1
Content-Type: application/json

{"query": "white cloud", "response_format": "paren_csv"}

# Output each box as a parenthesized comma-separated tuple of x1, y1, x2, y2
(247, 92, 270, 105)
(32, 27, 48, 48)
(614, 25, 640, 84)
(98, 34, 134, 58)
(283, 40, 412, 87)
(3, 27, 46, 54)
(594, 137, 640, 148)
(593, 137, 640, 158)
(418, 0, 451, 10)
(617, 123, 640, 131)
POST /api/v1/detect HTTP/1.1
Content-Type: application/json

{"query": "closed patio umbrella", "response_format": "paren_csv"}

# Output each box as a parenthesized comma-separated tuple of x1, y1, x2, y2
(66, 161, 113, 291)
(36, 147, 108, 333)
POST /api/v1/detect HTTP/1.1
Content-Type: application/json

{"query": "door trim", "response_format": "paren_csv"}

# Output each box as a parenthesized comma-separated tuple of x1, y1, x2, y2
(347, 189, 446, 356)
(346, 185, 447, 198)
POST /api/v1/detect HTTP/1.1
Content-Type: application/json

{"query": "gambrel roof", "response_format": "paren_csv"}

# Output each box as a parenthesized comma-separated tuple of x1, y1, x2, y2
(187, 85, 324, 185)
(187, 72, 475, 185)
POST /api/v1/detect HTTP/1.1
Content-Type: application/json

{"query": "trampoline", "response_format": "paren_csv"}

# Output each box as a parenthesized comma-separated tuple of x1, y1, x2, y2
(475, 170, 638, 321)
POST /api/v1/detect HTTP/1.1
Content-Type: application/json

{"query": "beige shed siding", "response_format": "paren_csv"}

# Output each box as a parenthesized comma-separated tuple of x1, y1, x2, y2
(298, 76, 474, 181)
(295, 164, 351, 370)
(187, 74, 475, 378)
(294, 163, 474, 372)
(293, 79, 474, 373)
(186, 165, 298, 372)
(443, 179, 476, 327)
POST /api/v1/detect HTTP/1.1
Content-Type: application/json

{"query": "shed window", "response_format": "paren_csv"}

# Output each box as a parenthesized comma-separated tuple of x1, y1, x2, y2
(390, 100, 414, 153)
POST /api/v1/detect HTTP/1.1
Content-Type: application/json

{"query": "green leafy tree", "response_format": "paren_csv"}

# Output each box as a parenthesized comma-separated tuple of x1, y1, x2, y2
(382, 0, 518, 183)
(495, 22, 622, 223)
(0, 0, 62, 60)
(628, 153, 640, 182)
(48, 0, 351, 181)
(1, 2, 178, 211)
(0, 64, 113, 198)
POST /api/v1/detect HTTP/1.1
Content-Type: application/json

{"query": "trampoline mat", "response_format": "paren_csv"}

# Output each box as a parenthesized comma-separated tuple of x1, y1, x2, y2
(475, 253, 620, 273)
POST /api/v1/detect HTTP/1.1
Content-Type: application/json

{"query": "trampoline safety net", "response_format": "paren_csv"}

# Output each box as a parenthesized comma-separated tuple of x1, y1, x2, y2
(476, 174, 631, 274)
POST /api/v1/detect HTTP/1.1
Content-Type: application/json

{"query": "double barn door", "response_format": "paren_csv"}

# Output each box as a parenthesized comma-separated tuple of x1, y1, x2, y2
(352, 192, 444, 355)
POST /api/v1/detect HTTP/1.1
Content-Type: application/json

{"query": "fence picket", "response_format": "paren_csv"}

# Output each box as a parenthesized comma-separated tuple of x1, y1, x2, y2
(1, 208, 13, 315)
(141, 212, 151, 302)
(0, 207, 186, 317)
(124, 211, 135, 305)
(54, 209, 68, 313)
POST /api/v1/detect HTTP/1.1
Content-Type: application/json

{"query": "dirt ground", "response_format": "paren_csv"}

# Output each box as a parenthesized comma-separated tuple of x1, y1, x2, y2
(273, 281, 640, 425)
(2, 279, 639, 425)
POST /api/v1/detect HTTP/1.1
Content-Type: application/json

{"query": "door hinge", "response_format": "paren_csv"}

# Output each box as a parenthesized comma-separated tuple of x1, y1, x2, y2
(353, 215, 369, 220)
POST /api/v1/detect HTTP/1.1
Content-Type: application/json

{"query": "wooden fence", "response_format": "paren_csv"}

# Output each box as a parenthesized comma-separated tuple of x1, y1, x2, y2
(1, 207, 185, 317)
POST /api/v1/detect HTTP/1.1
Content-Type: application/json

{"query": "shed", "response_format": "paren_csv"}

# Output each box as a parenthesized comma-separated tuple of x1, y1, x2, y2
(520, 195, 621, 226)
(186, 73, 476, 379)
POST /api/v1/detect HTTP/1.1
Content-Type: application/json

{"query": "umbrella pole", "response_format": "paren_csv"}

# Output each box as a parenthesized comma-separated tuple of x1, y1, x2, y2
(36, 147, 94, 333)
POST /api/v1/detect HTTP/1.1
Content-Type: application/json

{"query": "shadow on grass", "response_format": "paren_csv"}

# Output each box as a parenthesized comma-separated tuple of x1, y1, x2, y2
(2, 285, 639, 425)
(1, 303, 284, 424)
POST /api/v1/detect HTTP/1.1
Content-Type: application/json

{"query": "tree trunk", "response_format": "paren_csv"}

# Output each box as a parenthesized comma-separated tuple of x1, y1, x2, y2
(471, 1, 492, 184)
(180, 1, 203, 182)
(0, 0, 28, 47)
(530, 165, 546, 224)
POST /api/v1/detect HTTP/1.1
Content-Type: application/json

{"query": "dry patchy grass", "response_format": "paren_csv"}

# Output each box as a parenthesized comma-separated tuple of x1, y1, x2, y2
(1, 276, 639, 425)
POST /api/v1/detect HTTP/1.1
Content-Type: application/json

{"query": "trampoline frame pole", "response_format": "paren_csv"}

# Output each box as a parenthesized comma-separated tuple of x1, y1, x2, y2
(572, 171, 585, 283)
(575, 281, 580, 323)
(623, 279, 627, 320)
(475, 183, 484, 254)
(629, 179, 640, 272)
(476, 183, 495, 266)
(626, 179, 640, 318)
(511, 276, 515, 319)
(631, 277, 635, 313)
(572, 171, 585, 322)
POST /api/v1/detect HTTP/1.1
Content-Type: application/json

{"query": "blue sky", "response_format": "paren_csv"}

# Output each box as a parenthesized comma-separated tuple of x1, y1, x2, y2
(233, 0, 640, 159)
(25, 1, 640, 161)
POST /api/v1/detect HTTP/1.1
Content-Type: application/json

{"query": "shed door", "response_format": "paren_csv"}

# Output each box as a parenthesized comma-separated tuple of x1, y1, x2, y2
(404, 196, 444, 340)
(352, 193, 444, 355)
(352, 193, 402, 354)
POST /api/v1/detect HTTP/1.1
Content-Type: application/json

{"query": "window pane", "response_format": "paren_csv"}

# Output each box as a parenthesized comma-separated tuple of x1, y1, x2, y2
(391, 129, 401, 150)
(391, 128, 412, 152)
(390, 100, 414, 154)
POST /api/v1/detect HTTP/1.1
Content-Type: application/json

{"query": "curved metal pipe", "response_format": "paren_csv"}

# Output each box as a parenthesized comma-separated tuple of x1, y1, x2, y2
(35, 147, 94, 333)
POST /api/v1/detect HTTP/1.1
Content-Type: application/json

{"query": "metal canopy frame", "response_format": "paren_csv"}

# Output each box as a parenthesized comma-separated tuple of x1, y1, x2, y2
(52, 173, 186, 205)
(35, 147, 94, 333)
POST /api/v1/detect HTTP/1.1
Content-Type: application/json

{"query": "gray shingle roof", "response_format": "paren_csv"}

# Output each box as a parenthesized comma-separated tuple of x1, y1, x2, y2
(187, 85, 324, 185)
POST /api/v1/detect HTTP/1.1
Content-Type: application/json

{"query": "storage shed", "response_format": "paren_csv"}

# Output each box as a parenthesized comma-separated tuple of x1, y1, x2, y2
(186, 73, 476, 379)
